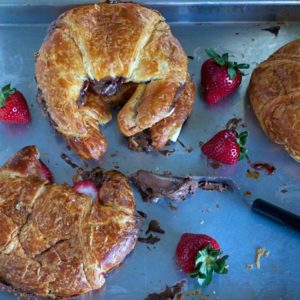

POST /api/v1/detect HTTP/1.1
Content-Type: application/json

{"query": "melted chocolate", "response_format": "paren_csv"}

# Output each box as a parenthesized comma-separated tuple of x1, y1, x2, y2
(128, 130, 153, 152)
(137, 210, 148, 218)
(262, 26, 280, 36)
(146, 220, 165, 235)
(246, 169, 260, 179)
(250, 162, 276, 175)
(90, 77, 125, 96)
(130, 170, 198, 202)
(138, 234, 160, 245)
(60, 153, 80, 169)
(77, 80, 89, 107)
(225, 118, 245, 131)
(145, 280, 186, 300)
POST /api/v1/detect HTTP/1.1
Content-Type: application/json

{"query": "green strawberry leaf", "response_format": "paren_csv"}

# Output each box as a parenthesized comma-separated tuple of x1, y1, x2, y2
(189, 244, 229, 287)
(205, 48, 225, 66)
(0, 83, 16, 107)
(237, 63, 250, 69)
(222, 53, 229, 62)
(237, 131, 249, 161)
(227, 67, 236, 80)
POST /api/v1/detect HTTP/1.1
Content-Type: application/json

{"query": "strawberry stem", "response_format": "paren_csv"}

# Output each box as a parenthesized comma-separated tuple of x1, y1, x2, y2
(189, 244, 229, 286)
(0, 84, 16, 107)
(205, 48, 250, 80)
(237, 131, 248, 161)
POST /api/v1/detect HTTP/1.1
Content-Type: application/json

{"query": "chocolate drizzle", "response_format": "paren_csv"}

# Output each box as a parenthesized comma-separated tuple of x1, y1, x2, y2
(90, 77, 125, 96)
(128, 130, 153, 152)
(250, 162, 276, 175)
(77, 80, 89, 107)
(145, 280, 186, 300)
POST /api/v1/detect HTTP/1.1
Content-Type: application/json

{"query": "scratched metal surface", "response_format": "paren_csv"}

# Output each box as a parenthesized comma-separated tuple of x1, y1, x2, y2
(0, 1, 300, 299)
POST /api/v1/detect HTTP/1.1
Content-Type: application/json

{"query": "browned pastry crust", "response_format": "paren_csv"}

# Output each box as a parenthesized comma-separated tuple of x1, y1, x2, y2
(35, 2, 194, 160)
(0, 146, 138, 298)
(249, 39, 300, 161)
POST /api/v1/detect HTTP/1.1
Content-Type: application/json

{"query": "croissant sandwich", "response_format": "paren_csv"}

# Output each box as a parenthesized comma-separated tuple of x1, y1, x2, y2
(249, 39, 300, 161)
(0, 146, 138, 298)
(35, 2, 195, 160)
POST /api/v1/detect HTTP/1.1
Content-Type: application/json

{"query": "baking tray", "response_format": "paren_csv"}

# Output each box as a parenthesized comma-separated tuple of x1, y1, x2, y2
(1, 1, 300, 299)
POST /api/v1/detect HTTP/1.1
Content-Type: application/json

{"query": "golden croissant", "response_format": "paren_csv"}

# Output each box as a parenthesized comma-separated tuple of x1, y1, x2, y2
(35, 2, 195, 160)
(0, 146, 138, 298)
(249, 39, 300, 161)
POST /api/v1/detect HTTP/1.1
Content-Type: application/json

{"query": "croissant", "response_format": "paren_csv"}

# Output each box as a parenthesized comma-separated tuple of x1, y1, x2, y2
(249, 39, 300, 161)
(35, 2, 194, 160)
(0, 146, 138, 298)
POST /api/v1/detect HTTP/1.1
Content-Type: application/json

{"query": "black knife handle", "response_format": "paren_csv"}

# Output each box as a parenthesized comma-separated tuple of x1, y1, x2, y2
(252, 198, 300, 232)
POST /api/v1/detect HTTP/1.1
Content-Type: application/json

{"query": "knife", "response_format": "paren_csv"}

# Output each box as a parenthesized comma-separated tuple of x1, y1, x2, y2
(130, 170, 300, 232)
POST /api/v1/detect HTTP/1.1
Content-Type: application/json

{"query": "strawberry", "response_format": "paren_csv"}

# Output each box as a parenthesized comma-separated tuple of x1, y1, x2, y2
(39, 160, 53, 183)
(0, 84, 31, 124)
(73, 180, 98, 201)
(201, 49, 249, 104)
(201, 129, 248, 165)
(175, 233, 228, 286)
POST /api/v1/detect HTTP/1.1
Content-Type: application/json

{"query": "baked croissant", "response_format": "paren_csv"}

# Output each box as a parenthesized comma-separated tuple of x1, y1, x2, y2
(249, 39, 300, 161)
(35, 2, 194, 160)
(0, 146, 138, 298)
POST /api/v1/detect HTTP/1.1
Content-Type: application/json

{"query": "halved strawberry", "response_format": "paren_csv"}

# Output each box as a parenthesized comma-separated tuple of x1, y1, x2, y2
(0, 84, 31, 124)
(73, 180, 98, 201)
(39, 160, 53, 183)
(175, 233, 228, 286)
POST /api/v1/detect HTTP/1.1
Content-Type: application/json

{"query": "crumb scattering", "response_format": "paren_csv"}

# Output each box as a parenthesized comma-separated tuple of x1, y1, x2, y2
(255, 247, 268, 269)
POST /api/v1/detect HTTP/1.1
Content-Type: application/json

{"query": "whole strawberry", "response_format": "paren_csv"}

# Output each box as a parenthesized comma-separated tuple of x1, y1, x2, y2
(0, 84, 31, 124)
(175, 233, 228, 286)
(201, 129, 248, 165)
(201, 49, 249, 104)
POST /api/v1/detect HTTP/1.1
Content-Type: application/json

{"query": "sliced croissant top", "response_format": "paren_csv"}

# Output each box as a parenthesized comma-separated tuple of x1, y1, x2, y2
(35, 2, 190, 160)
(249, 39, 300, 161)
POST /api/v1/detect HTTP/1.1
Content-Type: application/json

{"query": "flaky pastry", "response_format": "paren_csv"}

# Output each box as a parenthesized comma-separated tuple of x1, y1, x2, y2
(35, 2, 195, 160)
(249, 39, 300, 161)
(0, 146, 138, 298)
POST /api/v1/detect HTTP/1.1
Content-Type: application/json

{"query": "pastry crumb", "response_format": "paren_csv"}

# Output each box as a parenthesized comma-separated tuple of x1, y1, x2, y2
(255, 247, 266, 269)
(246, 263, 254, 270)
(264, 250, 270, 257)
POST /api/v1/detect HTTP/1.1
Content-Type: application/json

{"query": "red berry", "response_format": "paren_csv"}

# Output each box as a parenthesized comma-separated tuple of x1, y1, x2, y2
(0, 84, 31, 124)
(201, 49, 249, 104)
(39, 160, 53, 183)
(73, 180, 98, 201)
(175, 233, 228, 286)
(201, 129, 248, 165)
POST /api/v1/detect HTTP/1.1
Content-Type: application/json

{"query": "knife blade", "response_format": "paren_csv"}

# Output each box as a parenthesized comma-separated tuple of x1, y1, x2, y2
(130, 170, 300, 232)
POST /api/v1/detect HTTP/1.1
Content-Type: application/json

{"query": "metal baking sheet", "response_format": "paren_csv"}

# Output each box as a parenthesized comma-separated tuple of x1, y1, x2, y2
(1, 1, 300, 299)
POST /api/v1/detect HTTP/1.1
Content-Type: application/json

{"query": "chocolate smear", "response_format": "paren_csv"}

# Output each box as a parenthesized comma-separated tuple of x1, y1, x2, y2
(262, 26, 280, 36)
(158, 149, 175, 156)
(187, 55, 194, 60)
(137, 210, 148, 218)
(199, 181, 231, 192)
(177, 139, 193, 153)
(210, 161, 221, 169)
(60, 153, 80, 169)
(145, 280, 186, 300)
(90, 77, 125, 96)
(225, 118, 245, 131)
(281, 188, 288, 194)
(250, 162, 276, 176)
(138, 234, 160, 245)
(146, 220, 165, 235)
(130, 170, 198, 202)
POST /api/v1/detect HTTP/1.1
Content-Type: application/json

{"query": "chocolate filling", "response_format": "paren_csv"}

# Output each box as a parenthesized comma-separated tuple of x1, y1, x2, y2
(90, 77, 126, 96)
(77, 80, 89, 107)
(128, 130, 153, 152)
(144, 280, 186, 300)
(129, 170, 198, 202)
(146, 220, 165, 235)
